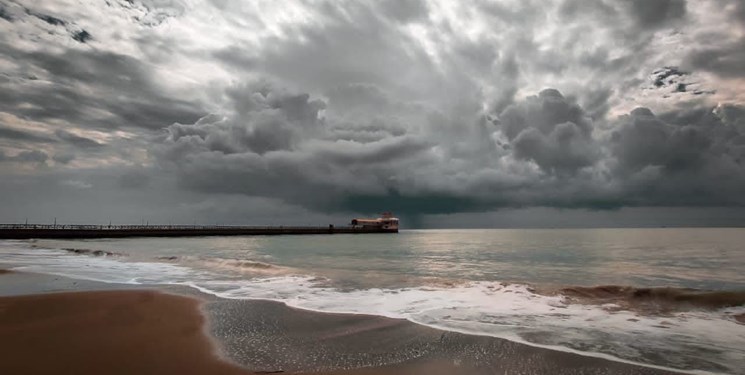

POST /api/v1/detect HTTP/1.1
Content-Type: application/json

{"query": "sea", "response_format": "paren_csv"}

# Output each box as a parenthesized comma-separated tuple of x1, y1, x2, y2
(1, 228, 744, 374)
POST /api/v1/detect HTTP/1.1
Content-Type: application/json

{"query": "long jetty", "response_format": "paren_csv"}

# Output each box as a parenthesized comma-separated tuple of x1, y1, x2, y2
(0, 223, 398, 239)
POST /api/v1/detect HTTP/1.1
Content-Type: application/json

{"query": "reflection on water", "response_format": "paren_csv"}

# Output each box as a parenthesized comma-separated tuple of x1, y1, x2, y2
(31, 228, 745, 290)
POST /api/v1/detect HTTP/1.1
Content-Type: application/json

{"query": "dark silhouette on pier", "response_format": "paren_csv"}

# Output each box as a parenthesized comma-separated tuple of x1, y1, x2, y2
(0, 223, 397, 239)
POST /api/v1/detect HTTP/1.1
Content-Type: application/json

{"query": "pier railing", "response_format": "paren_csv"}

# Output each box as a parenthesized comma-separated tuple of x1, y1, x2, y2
(0, 223, 397, 239)
(0, 223, 350, 231)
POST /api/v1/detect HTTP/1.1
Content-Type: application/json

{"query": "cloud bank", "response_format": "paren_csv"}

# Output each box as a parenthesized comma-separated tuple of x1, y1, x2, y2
(1, 0, 745, 225)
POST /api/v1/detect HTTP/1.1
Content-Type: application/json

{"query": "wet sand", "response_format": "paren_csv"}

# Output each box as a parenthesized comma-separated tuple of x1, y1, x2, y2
(0, 290, 251, 375)
(0, 270, 682, 375)
(208, 299, 680, 375)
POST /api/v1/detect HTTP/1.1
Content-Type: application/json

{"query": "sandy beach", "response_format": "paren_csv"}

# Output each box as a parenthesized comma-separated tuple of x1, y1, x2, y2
(0, 270, 685, 375)
(0, 288, 250, 374)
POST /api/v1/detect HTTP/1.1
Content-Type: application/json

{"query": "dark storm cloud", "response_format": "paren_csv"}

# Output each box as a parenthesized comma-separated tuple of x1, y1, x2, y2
(610, 107, 710, 173)
(711, 104, 745, 131)
(579, 87, 613, 120)
(0, 149, 48, 163)
(153, 82, 437, 213)
(0, 125, 55, 143)
(340, 193, 483, 216)
(558, 0, 619, 21)
(680, 0, 745, 79)
(608, 105, 745, 206)
(205, 0, 720, 216)
(0, 5, 13, 22)
(214, 1, 438, 98)
(151, 80, 745, 215)
(0, 43, 205, 131)
(511, 122, 596, 174)
(496, 89, 597, 174)
(325, 83, 396, 115)
(54, 130, 104, 149)
(624, 0, 686, 29)
(498, 89, 593, 140)
(379, 0, 428, 23)
(26, 8, 66, 26)
(735, 1, 745, 25)
(52, 152, 75, 164)
(652, 67, 689, 88)
(685, 39, 745, 78)
(2, 0, 745, 223)
(164, 84, 326, 156)
(71, 29, 92, 43)
(118, 168, 151, 189)
(212, 47, 257, 71)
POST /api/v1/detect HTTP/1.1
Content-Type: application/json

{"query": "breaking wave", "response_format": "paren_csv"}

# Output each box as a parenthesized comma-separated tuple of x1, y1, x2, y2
(557, 285, 745, 312)
(61, 248, 126, 257)
(156, 255, 291, 276)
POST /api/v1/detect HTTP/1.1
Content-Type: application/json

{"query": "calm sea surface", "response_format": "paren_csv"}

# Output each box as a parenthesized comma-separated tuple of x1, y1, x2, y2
(2, 228, 744, 374)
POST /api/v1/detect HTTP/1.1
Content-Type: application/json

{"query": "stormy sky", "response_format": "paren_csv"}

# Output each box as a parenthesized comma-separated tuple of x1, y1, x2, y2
(1, 0, 745, 227)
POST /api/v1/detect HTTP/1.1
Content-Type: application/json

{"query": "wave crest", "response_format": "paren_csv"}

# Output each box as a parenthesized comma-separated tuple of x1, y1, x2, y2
(560, 285, 745, 312)
(61, 248, 125, 257)
(156, 255, 288, 275)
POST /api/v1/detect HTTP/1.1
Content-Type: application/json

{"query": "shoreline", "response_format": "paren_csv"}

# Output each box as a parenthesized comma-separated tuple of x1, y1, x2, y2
(207, 298, 684, 375)
(0, 270, 686, 375)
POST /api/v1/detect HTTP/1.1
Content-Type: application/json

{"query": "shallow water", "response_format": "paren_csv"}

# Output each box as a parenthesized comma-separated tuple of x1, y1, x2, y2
(1, 228, 744, 374)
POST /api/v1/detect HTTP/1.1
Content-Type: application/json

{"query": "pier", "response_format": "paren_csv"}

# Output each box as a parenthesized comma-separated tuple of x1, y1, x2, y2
(0, 223, 398, 239)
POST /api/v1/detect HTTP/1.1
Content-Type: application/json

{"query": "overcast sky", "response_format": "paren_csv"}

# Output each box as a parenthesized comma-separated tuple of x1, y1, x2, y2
(1, 0, 745, 227)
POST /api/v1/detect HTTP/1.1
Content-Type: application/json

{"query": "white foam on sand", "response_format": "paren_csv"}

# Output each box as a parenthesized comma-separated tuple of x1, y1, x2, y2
(197, 278, 743, 375)
(0, 241, 202, 284)
(1, 241, 743, 375)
